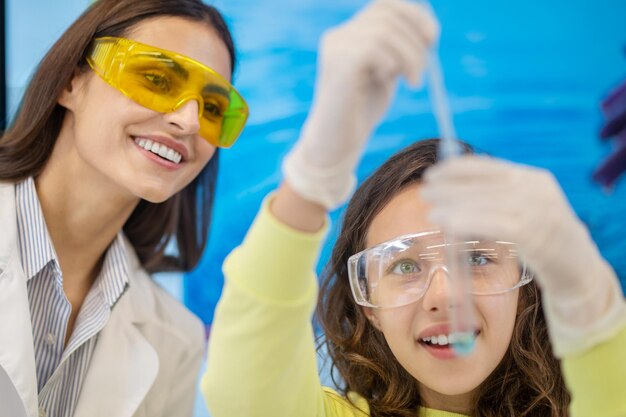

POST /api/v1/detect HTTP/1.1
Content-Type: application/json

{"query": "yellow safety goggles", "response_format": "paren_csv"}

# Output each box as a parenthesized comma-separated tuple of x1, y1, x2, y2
(86, 37, 248, 148)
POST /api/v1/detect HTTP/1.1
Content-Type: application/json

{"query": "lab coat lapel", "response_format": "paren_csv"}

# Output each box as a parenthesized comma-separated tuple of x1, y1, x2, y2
(73, 246, 159, 417)
(0, 183, 38, 417)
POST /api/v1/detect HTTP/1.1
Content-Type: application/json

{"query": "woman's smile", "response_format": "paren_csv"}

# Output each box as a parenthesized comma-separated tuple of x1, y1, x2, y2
(133, 136, 187, 168)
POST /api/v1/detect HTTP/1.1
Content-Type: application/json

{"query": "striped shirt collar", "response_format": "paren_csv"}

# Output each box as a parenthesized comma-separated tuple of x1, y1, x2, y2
(16, 177, 57, 280)
(15, 177, 130, 307)
(98, 234, 130, 307)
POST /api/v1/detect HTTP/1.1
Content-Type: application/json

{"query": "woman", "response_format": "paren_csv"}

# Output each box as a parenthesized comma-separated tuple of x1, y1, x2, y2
(0, 0, 247, 416)
(202, 0, 626, 415)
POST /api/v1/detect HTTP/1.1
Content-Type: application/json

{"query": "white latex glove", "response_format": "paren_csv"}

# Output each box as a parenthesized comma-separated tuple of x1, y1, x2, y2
(421, 155, 626, 358)
(282, 0, 439, 209)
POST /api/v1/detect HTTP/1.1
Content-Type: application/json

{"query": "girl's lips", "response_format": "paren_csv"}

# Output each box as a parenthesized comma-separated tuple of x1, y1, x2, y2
(420, 342, 457, 360)
(417, 329, 481, 360)
(417, 323, 481, 340)
(418, 323, 452, 340)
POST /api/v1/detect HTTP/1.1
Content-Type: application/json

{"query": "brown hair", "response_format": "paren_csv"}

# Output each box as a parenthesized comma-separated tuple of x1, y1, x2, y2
(0, 0, 237, 272)
(317, 139, 570, 416)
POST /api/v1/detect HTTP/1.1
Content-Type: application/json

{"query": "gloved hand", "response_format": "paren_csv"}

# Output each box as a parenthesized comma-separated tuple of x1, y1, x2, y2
(421, 155, 626, 357)
(282, 0, 439, 210)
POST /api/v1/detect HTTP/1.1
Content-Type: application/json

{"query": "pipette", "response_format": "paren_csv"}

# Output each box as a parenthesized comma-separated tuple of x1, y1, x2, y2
(426, 47, 477, 356)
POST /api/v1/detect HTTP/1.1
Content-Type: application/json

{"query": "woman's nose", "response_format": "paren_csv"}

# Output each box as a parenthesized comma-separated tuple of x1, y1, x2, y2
(165, 99, 201, 136)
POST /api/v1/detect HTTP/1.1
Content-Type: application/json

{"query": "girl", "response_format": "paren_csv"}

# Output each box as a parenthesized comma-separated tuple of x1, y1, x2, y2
(202, 0, 626, 416)
(0, 0, 247, 416)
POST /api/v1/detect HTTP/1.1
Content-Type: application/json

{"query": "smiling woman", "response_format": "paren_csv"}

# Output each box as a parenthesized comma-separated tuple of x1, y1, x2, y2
(0, 1, 247, 416)
(54, 17, 230, 204)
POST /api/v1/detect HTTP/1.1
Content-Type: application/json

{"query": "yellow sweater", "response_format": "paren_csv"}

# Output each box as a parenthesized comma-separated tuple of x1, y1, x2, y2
(203, 199, 626, 417)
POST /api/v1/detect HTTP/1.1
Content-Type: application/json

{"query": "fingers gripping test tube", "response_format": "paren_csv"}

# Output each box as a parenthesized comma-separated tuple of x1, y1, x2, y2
(426, 46, 477, 356)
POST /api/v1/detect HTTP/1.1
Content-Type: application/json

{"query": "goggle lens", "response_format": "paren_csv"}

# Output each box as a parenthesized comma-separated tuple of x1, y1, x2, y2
(87, 37, 248, 148)
(348, 231, 533, 308)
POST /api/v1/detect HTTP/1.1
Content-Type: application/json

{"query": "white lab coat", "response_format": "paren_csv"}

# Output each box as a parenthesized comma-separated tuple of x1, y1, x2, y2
(0, 182, 206, 417)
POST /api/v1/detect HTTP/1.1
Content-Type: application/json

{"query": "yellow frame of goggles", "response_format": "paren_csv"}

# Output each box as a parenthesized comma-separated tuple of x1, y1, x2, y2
(86, 37, 248, 148)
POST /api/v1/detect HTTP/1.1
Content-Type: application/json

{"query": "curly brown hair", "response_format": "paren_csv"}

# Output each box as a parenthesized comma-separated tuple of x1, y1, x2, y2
(317, 139, 570, 416)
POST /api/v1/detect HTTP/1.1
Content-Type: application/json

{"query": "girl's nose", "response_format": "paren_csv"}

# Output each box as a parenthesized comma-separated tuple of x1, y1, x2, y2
(421, 265, 456, 312)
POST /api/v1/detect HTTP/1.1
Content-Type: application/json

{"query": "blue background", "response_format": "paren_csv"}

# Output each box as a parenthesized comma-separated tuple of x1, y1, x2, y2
(6, 1, 626, 326)
(184, 0, 626, 325)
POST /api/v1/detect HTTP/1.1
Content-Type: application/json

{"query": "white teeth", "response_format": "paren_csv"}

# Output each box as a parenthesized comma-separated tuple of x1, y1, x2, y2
(421, 333, 461, 346)
(134, 138, 182, 164)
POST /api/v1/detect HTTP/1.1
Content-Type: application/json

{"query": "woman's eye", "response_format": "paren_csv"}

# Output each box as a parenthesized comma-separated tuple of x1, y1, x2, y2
(204, 101, 224, 118)
(391, 260, 421, 275)
(144, 73, 170, 92)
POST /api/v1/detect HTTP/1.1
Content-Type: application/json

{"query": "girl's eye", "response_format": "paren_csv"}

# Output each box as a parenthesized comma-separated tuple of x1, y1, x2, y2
(391, 260, 421, 275)
(466, 252, 489, 266)
(144, 73, 171, 92)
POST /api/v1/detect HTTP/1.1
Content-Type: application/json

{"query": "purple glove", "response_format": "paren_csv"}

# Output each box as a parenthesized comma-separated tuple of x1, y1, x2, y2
(593, 78, 626, 188)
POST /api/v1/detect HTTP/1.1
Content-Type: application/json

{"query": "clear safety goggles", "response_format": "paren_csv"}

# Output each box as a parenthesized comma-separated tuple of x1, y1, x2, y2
(86, 37, 249, 148)
(348, 231, 533, 309)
